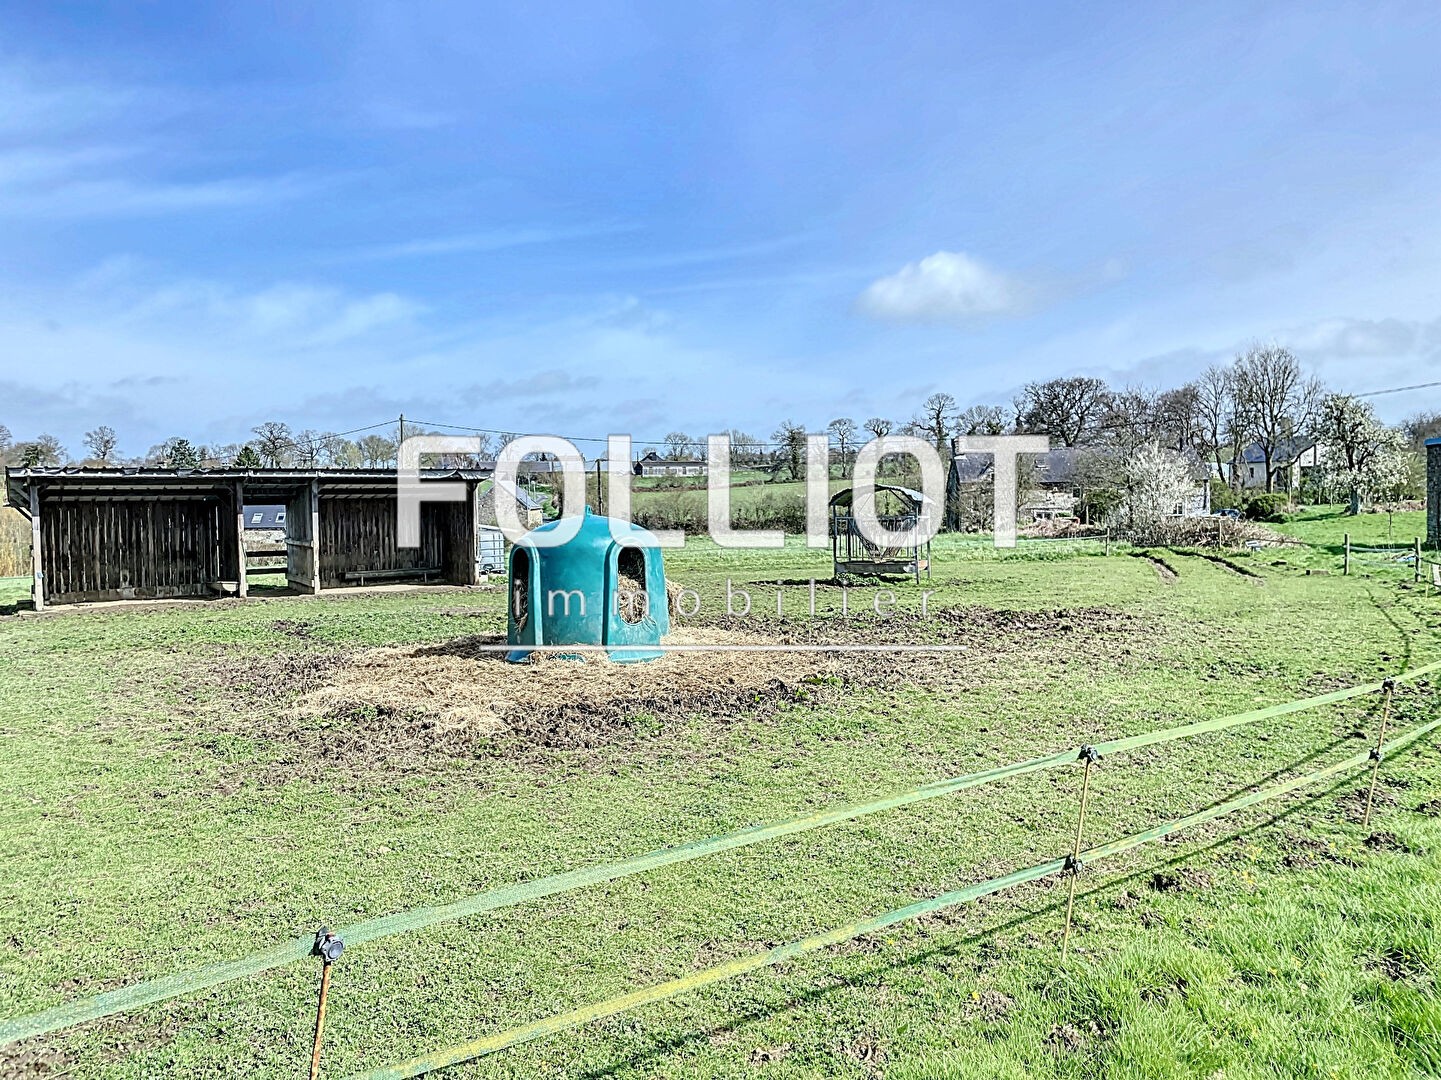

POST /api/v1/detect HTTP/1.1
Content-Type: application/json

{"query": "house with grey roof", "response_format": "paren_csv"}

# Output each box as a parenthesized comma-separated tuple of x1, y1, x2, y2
(1233, 438, 1325, 492)
(948, 442, 1209, 529)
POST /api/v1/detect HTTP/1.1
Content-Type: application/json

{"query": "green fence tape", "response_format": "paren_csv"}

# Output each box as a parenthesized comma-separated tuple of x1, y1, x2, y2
(1093, 658, 1441, 758)
(2, 660, 1435, 1048)
(0, 747, 1076, 1047)
(346, 714, 1441, 1080)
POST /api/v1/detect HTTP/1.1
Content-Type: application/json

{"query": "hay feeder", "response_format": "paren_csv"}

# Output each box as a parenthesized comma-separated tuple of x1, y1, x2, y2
(506, 507, 669, 663)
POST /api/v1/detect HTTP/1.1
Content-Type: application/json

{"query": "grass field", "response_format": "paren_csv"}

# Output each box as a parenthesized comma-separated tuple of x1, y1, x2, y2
(1, 513, 1439, 1079)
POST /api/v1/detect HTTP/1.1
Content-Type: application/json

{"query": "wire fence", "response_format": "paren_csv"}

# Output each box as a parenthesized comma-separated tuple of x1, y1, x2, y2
(1, 662, 1437, 1075)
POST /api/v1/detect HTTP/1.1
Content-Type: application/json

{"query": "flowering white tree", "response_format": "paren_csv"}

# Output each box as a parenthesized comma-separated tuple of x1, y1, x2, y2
(1109, 442, 1196, 541)
(1316, 394, 1410, 512)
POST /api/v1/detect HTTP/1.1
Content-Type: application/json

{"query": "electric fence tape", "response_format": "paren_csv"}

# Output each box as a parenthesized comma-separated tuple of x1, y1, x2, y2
(2, 660, 1437, 1049)
(346, 714, 1441, 1080)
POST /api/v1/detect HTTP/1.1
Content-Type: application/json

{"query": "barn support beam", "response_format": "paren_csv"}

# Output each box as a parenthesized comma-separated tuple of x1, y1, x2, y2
(234, 481, 248, 600)
(309, 478, 322, 594)
(29, 483, 44, 612)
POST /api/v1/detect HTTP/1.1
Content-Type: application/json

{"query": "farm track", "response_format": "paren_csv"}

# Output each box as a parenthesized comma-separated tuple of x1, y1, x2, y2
(1130, 551, 1179, 584)
(1176, 550, 1266, 586)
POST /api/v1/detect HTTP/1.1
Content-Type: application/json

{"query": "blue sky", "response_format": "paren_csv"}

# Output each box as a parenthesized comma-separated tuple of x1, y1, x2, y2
(2, 1, 1440, 456)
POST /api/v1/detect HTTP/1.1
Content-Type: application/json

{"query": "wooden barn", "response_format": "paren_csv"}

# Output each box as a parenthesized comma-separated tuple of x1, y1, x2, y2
(4, 467, 496, 609)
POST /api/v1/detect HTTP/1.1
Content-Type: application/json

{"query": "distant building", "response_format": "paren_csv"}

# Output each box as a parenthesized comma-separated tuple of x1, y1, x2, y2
(1234, 438, 1325, 491)
(476, 477, 545, 529)
(243, 505, 287, 530)
(633, 450, 707, 478)
(948, 443, 1209, 528)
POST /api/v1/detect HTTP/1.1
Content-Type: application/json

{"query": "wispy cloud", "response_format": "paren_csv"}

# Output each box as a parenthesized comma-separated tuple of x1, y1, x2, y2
(0, 62, 325, 218)
(121, 279, 425, 347)
(0, 171, 327, 218)
(857, 251, 1031, 323)
(349, 220, 633, 261)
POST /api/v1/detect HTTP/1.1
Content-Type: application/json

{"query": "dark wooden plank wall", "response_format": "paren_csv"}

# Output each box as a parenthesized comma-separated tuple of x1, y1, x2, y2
(318, 497, 448, 587)
(316, 498, 474, 587)
(39, 496, 231, 603)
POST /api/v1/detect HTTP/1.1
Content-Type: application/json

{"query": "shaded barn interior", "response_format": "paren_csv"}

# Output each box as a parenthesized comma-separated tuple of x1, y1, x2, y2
(5, 468, 494, 609)
(38, 489, 240, 604)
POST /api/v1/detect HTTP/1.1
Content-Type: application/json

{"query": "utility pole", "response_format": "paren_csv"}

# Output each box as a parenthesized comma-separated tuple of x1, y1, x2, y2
(398, 413, 406, 446)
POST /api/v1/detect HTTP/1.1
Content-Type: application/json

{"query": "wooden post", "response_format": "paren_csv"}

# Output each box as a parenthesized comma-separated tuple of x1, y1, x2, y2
(28, 483, 44, 612)
(1343, 533, 1350, 576)
(309, 478, 322, 594)
(1362, 679, 1395, 828)
(234, 481, 248, 600)
(1414, 537, 1422, 584)
(1061, 746, 1099, 962)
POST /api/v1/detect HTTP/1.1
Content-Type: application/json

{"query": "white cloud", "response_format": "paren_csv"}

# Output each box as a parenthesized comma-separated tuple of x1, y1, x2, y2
(120, 279, 424, 347)
(0, 62, 323, 218)
(857, 251, 1029, 323)
(1282, 316, 1430, 360)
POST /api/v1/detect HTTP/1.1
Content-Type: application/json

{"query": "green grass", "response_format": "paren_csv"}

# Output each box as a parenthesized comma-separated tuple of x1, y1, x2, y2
(1275, 505, 1427, 551)
(1, 537, 1439, 1078)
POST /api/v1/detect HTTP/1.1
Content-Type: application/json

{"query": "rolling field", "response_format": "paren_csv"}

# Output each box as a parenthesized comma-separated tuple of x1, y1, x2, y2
(1, 514, 1439, 1078)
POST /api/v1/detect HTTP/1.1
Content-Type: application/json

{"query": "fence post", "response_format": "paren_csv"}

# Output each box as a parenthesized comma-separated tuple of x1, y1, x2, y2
(1061, 745, 1100, 962)
(1343, 533, 1350, 576)
(1361, 679, 1396, 828)
(1104, 529, 1111, 557)
(1415, 537, 1422, 584)
(310, 928, 345, 1080)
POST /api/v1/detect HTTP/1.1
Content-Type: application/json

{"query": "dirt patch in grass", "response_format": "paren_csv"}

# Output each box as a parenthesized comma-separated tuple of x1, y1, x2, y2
(1363, 831, 1415, 854)
(1186, 551, 1265, 584)
(965, 988, 1016, 1022)
(1130, 551, 1178, 584)
(1336, 786, 1398, 823)
(1279, 832, 1355, 870)
(289, 626, 835, 755)
(206, 604, 1159, 777)
(1045, 1021, 1100, 1053)
(1148, 868, 1212, 893)
(0, 1041, 69, 1079)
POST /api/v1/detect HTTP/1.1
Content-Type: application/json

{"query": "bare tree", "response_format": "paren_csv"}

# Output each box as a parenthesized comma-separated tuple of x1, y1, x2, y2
(0, 424, 11, 457)
(291, 429, 328, 468)
(727, 429, 762, 467)
(914, 392, 958, 451)
(83, 425, 119, 463)
(1014, 377, 1110, 446)
(19, 434, 66, 467)
(357, 434, 397, 467)
(663, 431, 694, 460)
(826, 417, 859, 476)
(863, 417, 894, 441)
(1402, 410, 1441, 451)
(770, 420, 807, 481)
(1194, 364, 1246, 485)
(251, 421, 295, 467)
(1101, 386, 1163, 452)
(1155, 384, 1201, 454)
(1233, 345, 1322, 492)
(955, 404, 1008, 436)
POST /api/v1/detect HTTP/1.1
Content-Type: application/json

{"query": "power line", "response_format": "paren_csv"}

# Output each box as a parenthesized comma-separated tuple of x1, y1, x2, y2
(1355, 380, 1441, 398)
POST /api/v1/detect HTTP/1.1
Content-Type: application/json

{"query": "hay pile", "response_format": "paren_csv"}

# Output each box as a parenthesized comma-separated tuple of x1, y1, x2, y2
(291, 627, 841, 749)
